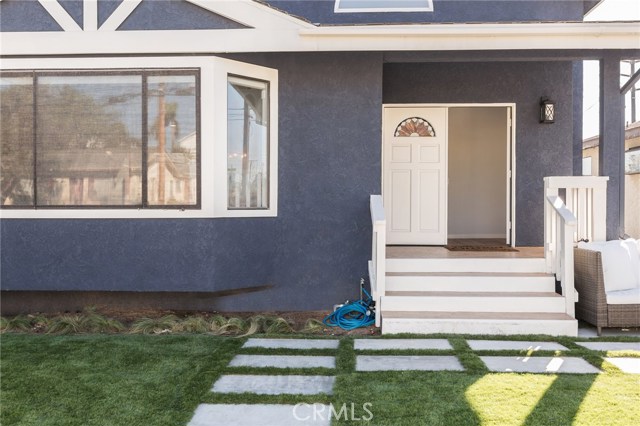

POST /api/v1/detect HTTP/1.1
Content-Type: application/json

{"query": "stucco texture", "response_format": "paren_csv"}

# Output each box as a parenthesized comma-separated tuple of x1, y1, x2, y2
(1, 52, 383, 311)
(267, 0, 584, 25)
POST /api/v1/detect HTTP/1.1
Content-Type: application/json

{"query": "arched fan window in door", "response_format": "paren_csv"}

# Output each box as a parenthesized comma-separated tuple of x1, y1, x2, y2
(394, 117, 436, 137)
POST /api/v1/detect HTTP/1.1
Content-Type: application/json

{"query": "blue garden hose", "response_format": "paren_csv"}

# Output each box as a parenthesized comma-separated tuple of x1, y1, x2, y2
(323, 287, 376, 330)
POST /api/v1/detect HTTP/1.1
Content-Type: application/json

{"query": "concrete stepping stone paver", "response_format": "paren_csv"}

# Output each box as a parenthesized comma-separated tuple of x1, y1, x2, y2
(356, 355, 463, 371)
(480, 356, 600, 374)
(229, 355, 336, 369)
(576, 342, 640, 352)
(243, 338, 339, 350)
(188, 403, 330, 426)
(467, 340, 568, 351)
(605, 357, 640, 374)
(212, 374, 335, 395)
(354, 339, 452, 350)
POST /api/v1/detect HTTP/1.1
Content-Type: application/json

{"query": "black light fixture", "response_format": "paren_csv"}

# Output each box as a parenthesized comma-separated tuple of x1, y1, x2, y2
(540, 97, 555, 124)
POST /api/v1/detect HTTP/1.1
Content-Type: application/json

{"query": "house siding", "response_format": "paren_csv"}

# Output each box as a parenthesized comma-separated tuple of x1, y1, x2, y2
(383, 61, 575, 246)
(0, 0, 63, 32)
(1, 52, 383, 311)
(267, 0, 585, 25)
(0, 0, 247, 32)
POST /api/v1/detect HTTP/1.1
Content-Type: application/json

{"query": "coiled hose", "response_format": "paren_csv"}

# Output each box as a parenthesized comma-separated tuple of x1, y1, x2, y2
(323, 287, 375, 330)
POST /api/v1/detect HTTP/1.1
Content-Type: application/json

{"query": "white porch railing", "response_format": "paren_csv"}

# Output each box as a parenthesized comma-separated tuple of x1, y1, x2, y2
(543, 176, 608, 318)
(369, 194, 386, 327)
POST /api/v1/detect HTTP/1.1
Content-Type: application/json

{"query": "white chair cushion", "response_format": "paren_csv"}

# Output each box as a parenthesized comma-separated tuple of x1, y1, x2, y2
(606, 287, 640, 305)
(578, 239, 640, 292)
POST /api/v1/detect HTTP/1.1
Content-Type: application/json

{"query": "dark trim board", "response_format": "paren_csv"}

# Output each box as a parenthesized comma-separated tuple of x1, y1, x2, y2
(1, 287, 273, 315)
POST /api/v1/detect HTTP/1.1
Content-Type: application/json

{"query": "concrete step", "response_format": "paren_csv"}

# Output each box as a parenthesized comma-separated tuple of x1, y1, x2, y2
(380, 291, 566, 313)
(386, 257, 547, 273)
(381, 311, 578, 336)
(386, 272, 556, 292)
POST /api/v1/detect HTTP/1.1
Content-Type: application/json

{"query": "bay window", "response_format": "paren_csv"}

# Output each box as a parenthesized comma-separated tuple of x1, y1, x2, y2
(0, 56, 277, 218)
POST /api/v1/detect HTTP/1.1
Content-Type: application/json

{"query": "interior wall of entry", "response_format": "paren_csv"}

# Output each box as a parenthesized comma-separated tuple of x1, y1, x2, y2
(448, 107, 508, 239)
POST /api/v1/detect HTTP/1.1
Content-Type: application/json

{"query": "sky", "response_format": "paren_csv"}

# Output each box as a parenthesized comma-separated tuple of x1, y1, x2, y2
(583, 0, 640, 139)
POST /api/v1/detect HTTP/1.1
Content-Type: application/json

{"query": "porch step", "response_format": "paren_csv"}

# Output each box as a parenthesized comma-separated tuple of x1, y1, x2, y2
(386, 272, 556, 292)
(381, 311, 578, 336)
(380, 291, 565, 313)
(386, 258, 547, 273)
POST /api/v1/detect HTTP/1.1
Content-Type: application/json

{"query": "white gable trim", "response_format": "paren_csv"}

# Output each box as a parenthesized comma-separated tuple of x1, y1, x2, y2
(1, 22, 638, 55)
(36, 0, 82, 32)
(99, 0, 143, 31)
(84, 0, 98, 31)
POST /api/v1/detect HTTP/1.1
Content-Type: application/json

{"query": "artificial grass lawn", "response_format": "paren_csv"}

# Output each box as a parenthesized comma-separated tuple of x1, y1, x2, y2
(1, 334, 639, 426)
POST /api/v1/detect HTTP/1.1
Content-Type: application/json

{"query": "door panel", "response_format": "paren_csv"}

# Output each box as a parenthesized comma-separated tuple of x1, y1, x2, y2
(419, 170, 439, 232)
(384, 107, 447, 245)
(390, 170, 411, 232)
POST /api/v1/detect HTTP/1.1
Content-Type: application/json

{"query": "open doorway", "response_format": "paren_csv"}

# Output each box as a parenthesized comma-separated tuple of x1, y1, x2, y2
(447, 106, 513, 247)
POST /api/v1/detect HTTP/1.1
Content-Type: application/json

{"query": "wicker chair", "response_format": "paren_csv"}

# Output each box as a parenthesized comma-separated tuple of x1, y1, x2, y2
(574, 247, 640, 335)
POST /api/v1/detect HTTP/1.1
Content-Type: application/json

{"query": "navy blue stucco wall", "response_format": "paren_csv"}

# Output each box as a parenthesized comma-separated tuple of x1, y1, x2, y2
(383, 61, 575, 246)
(0, 0, 63, 31)
(267, 0, 585, 25)
(1, 52, 382, 311)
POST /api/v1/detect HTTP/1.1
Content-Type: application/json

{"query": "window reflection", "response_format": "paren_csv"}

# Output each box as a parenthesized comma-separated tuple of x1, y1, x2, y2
(227, 76, 269, 209)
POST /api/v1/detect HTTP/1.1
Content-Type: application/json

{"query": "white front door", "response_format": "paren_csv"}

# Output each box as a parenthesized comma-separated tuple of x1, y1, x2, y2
(383, 107, 448, 245)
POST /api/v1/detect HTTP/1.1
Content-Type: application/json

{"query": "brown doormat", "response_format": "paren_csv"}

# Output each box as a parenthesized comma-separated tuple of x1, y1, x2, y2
(445, 245, 519, 252)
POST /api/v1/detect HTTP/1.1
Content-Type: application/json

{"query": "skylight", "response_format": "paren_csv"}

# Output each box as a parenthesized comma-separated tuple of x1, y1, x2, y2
(335, 0, 434, 13)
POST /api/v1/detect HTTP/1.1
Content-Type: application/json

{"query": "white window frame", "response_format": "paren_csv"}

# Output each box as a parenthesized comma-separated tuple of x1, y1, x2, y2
(0, 56, 278, 219)
(334, 0, 434, 13)
(213, 57, 278, 218)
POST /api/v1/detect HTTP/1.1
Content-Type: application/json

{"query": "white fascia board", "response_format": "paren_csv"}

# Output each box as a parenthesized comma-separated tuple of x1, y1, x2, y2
(0, 22, 638, 55)
(299, 21, 640, 50)
(185, 0, 315, 29)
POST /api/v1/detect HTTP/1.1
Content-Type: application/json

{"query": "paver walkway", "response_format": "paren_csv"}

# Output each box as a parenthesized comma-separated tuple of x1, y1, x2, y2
(243, 338, 339, 350)
(229, 355, 336, 369)
(356, 355, 463, 371)
(605, 357, 640, 374)
(467, 340, 567, 351)
(188, 337, 638, 425)
(354, 338, 451, 350)
(576, 342, 640, 352)
(188, 404, 330, 426)
(481, 356, 600, 374)
(213, 375, 336, 395)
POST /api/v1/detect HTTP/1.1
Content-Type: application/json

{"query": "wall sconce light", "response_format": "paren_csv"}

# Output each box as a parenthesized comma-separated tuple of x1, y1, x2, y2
(540, 97, 555, 124)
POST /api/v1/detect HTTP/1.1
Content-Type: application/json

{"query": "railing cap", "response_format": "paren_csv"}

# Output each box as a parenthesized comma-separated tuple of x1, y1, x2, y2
(370, 194, 386, 227)
(544, 176, 609, 190)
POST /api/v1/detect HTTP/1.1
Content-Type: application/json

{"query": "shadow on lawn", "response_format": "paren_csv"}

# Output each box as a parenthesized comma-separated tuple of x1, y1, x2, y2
(522, 373, 597, 426)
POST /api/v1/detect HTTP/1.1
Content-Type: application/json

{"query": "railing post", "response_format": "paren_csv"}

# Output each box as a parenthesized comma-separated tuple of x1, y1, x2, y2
(592, 185, 608, 242)
(369, 195, 386, 328)
(563, 221, 576, 317)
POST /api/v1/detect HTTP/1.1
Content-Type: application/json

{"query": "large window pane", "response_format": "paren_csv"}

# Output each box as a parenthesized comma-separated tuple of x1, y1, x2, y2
(1, 76, 34, 206)
(36, 75, 142, 206)
(147, 75, 197, 206)
(227, 76, 269, 209)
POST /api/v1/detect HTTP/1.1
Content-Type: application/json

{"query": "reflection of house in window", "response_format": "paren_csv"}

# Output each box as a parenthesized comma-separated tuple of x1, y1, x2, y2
(0, 71, 199, 209)
(227, 76, 269, 210)
(147, 132, 197, 206)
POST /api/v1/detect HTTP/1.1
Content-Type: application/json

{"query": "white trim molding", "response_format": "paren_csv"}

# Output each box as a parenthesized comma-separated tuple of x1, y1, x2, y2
(335, 0, 434, 13)
(99, 0, 143, 32)
(0, 56, 279, 219)
(36, 0, 82, 32)
(1, 21, 638, 55)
